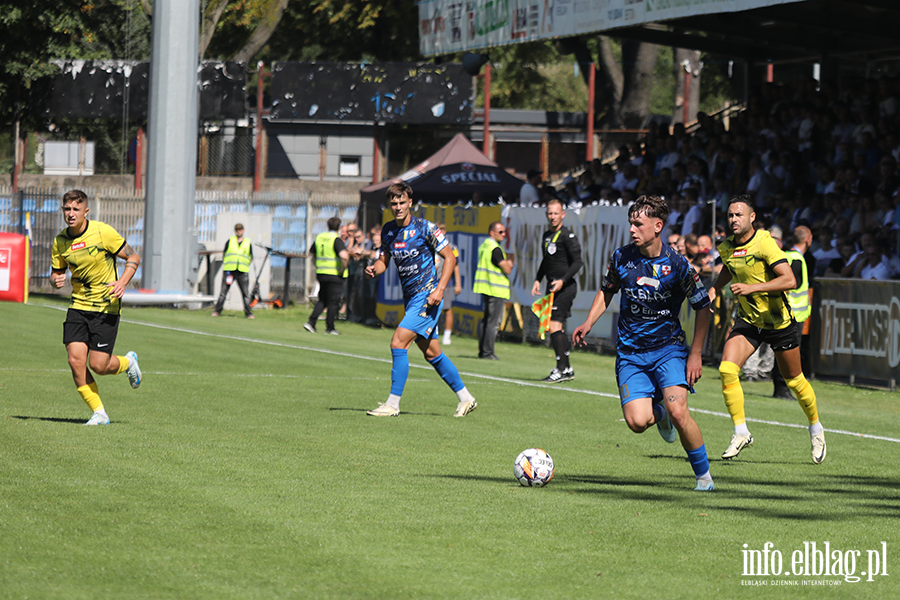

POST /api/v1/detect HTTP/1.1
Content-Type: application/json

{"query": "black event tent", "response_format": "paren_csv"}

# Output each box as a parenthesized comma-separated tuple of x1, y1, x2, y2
(359, 133, 524, 224)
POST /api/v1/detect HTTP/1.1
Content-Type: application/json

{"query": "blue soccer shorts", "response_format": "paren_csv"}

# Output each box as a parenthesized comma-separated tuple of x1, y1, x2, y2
(398, 291, 443, 340)
(615, 343, 693, 406)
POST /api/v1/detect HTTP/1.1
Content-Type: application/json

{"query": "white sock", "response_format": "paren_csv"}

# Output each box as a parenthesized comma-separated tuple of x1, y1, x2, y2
(735, 423, 750, 436)
(455, 387, 473, 403)
(95, 409, 109, 419)
(809, 421, 824, 435)
(696, 470, 712, 482)
(386, 394, 401, 410)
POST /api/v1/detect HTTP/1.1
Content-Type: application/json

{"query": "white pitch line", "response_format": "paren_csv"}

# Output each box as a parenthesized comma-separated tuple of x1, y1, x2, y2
(690, 408, 900, 443)
(27, 304, 900, 444)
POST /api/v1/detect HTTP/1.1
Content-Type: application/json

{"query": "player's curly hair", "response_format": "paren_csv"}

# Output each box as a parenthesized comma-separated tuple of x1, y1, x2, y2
(628, 194, 669, 223)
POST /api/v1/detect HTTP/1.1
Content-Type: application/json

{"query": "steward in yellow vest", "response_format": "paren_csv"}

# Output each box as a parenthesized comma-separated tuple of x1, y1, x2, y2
(783, 247, 810, 322)
(474, 237, 510, 299)
(305, 216, 350, 334)
(222, 235, 252, 273)
(213, 223, 255, 318)
(475, 222, 514, 360)
(314, 230, 347, 279)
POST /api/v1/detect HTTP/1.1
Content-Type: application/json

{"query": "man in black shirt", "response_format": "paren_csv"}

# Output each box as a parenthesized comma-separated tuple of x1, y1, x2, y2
(531, 199, 584, 382)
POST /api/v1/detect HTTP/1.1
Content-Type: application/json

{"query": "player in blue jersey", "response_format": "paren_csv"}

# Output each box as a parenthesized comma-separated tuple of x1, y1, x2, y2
(364, 182, 478, 418)
(572, 195, 715, 491)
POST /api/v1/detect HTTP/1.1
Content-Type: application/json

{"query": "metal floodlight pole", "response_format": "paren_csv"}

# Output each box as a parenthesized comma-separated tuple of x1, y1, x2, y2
(143, 0, 200, 293)
(483, 63, 492, 159)
(586, 63, 596, 163)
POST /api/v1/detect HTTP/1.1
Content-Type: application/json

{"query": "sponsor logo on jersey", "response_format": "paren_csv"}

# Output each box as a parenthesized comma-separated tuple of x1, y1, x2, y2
(692, 271, 702, 285)
(636, 276, 660, 289)
(625, 261, 637, 270)
(732, 249, 748, 257)
(393, 249, 420, 259)
(71, 242, 86, 250)
(393, 242, 407, 249)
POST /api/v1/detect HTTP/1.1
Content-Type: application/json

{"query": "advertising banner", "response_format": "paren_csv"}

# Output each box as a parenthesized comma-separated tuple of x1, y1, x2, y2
(376, 203, 633, 342)
(418, 0, 804, 57)
(0, 233, 29, 304)
(814, 278, 900, 385)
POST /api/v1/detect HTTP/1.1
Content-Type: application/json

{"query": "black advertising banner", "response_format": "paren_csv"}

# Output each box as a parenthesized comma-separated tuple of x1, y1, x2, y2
(814, 278, 900, 385)
(269, 62, 474, 124)
(30, 61, 246, 121)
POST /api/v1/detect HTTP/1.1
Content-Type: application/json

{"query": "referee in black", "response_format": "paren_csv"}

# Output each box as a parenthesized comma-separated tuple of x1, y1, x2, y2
(531, 198, 583, 382)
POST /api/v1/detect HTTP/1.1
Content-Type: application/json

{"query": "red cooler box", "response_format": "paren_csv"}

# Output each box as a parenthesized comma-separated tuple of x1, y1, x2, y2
(0, 233, 29, 303)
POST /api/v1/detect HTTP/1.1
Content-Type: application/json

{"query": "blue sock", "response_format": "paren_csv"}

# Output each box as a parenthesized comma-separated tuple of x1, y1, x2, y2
(652, 402, 666, 424)
(427, 353, 465, 393)
(390, 348, 409, 397)
(686, 444, 710, 477)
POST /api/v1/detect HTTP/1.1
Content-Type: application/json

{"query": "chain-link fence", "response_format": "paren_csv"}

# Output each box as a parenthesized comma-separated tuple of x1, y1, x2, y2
(2, 186, 359, 303)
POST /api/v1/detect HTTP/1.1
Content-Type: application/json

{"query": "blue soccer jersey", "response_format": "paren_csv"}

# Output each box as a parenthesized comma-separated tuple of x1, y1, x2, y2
(381, 216, 448, 299)
(601, 243, 711, 354)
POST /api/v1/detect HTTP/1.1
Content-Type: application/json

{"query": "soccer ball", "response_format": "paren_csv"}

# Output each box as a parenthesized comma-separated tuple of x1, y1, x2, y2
(514, 448, 555, 487)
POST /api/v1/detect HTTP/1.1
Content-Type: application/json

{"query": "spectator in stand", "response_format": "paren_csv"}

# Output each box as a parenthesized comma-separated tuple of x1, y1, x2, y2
(656, 167, 675, 199)
(666, 193, 687, 236)
(815, 163, 837, 195)
(876, 156, 900, 195)
(850, 196, 881, 236)
(680, 187, 706, 237)
(635, 161, 656, 197)
(856, 242, 892, 280)
(656, 135, 680, 175)
(686, 156, 709, 199)
(823, 239, 857, 277)
(813, 225, 840, 275)
(520, 169, 542, 206)
(858, 131, 883, 175)
(668, 232, 681, 250)
(672, 162, 691, 195)
(746, 154, 776, 209)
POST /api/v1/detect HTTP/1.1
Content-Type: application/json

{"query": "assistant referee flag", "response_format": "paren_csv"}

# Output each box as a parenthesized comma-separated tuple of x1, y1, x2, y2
(531, 293, 554, 340)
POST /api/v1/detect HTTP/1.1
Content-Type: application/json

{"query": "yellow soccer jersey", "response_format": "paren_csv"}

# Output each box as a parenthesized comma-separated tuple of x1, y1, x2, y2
(718, 229, 793, 330)
(52, 220, 127, 314)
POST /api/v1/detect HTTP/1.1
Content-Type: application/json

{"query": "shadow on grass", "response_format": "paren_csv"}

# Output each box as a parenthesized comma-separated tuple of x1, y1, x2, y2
(328, 407, 449, 418)
(10, 415, 93, 425)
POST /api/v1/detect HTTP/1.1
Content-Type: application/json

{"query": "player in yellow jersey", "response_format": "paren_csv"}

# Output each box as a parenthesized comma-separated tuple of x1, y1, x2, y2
(710, 195, 825, 464)
(50, 190, 143, 426)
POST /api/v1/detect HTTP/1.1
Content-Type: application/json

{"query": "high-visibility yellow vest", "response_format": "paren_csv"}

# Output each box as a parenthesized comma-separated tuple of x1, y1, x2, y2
(784, 248, 810, 322)
(473, 237, 510, 299)
(314, 231, 346, 278)
(222, 236, 252, 273)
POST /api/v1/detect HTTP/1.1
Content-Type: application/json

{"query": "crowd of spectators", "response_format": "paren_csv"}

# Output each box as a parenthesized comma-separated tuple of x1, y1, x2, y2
(341, 221, 383, 325)
(524, 77, 900, 281)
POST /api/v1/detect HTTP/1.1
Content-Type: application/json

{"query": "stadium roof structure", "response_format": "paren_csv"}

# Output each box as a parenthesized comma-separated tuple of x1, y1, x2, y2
(419, 0, 900, 67)
(605, 0, 900, 66)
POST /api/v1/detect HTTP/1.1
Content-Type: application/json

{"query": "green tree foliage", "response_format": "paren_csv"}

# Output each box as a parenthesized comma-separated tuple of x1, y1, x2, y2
(476, 42, 588, 113)
(0, 2, 150, 124)
(259, 0, 419, 63)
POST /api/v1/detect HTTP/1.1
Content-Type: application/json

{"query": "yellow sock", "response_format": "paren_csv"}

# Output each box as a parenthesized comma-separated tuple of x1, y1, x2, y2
(115, 355, 129, 375)
(786, 373, 819, 424)
(720, 361, 746, 426)
(77, 383, 104, 413)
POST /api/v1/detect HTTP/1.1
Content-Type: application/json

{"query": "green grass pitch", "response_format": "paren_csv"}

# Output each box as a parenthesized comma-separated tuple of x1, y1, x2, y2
(1, 297, 898, 599)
